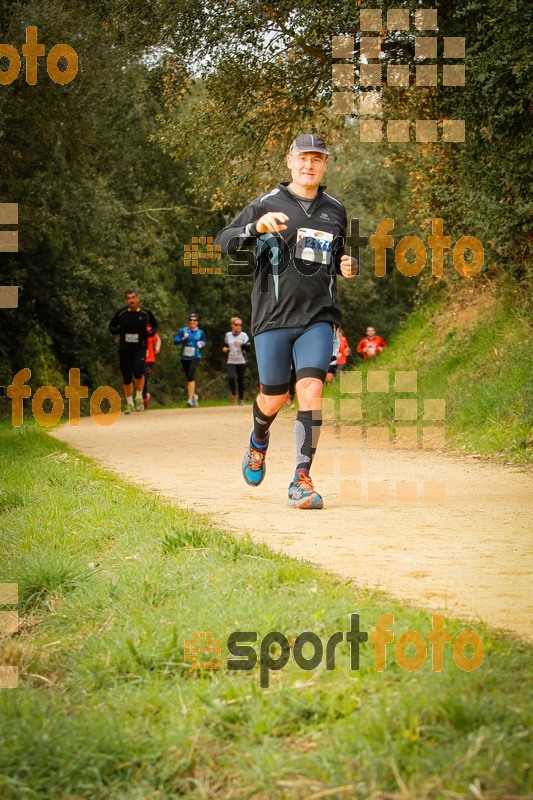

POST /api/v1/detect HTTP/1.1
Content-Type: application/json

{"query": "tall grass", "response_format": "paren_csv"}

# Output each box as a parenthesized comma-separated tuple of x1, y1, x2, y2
(0, 423, 531, 798)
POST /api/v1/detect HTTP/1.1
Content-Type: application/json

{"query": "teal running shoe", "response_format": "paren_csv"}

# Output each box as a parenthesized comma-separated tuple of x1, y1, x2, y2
(288, 471, 323, 509)
(242, 436, 268, 486)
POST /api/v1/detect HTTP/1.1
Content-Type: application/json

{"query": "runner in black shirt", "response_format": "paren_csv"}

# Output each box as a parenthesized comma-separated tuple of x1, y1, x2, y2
(216, 134, 357, 508)
(109, 289, 158, 413)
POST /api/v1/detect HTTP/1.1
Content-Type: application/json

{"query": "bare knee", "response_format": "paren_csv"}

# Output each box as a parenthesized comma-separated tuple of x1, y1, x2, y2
(257, 392, 287, 416)
(296, 377, 324, 411)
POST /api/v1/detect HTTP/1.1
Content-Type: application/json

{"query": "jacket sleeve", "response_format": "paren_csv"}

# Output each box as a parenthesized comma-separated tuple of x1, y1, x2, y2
(109, 310, 121, 335)
(215, 198, 264, 254)
(242, 333, 251, 350)
(173, 329, 184, 345)
(333, 207, 348, 274)
(357, 338, 367, 355)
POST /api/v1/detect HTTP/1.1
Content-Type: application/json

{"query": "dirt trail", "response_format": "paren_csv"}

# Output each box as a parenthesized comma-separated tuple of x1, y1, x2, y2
(52, 406, 533, 640)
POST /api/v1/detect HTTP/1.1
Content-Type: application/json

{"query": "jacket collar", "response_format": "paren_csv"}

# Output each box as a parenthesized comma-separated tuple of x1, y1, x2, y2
(277, 181, 326, 199)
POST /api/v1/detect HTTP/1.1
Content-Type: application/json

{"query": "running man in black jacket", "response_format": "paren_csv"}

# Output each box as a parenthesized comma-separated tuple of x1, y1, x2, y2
(109, 289, 159, 413)
(216, 134, 357, 508)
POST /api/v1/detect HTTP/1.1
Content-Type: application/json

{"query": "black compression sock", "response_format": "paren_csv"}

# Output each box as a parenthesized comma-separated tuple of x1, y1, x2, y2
(294, 409, 323, 477)
(252, 399, 278, 446)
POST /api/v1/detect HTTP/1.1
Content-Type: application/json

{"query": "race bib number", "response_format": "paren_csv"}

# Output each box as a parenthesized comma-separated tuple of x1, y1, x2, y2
(296, 228, 334, 265)
(183, 345, 196, 358)
(125, 333, 139, 343)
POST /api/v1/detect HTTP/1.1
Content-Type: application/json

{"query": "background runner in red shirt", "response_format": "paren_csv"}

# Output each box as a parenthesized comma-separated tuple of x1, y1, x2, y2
(357, 326, 387, 360)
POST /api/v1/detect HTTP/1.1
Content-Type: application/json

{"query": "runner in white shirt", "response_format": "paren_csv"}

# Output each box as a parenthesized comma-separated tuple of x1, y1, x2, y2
(222, 317, 251, 405)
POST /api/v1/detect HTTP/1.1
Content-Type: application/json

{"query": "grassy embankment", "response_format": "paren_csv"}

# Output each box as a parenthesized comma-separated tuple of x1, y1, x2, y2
(0, 422, 531, 799)
(326, 280, 532, 464)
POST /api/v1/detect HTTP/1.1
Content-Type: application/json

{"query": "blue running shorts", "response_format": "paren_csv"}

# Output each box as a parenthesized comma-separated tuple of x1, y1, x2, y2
(253, 321, 334, 395)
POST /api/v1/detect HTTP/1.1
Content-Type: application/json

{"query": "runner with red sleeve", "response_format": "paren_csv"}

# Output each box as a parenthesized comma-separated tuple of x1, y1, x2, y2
(356, 326, 387, 361)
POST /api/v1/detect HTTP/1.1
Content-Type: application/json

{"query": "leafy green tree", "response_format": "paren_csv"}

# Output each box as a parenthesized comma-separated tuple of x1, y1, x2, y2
(0, 1, 191, 393)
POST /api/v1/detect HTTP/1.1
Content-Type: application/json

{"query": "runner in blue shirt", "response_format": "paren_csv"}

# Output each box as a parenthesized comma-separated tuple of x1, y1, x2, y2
(173, 313, 207, 407)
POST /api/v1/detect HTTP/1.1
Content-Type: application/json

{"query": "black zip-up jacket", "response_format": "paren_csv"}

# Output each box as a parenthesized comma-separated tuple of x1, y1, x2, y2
(109, 305, 158, 350)
(215, 182, 347, 337)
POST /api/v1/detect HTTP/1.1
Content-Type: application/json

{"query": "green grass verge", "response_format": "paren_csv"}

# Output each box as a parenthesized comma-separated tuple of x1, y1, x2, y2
(0, 423, 531, 799)
(326, 282, 532, 463)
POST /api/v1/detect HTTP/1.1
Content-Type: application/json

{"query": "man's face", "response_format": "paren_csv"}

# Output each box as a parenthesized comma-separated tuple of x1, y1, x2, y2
(367, 327, 376, 337)
(125, 292, 139, 309)
(189, 317, 198, 328)
(287, 150, 328, 191)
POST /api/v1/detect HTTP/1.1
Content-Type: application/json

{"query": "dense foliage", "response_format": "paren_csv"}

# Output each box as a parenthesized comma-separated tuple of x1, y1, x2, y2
(0, 0, 530, 401)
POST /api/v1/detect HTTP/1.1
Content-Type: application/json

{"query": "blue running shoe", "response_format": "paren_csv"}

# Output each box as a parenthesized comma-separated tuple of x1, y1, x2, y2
(288, 471, 323, 509)
(242, 437, 268, 486)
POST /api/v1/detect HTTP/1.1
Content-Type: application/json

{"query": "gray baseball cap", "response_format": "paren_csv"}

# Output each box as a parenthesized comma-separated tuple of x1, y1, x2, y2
(290, 134, 329, 155)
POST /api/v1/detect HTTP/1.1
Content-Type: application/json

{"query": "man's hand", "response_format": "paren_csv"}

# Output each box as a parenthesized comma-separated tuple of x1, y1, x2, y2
(339, 255, 358, 278)
(256, 212, 289, 234)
